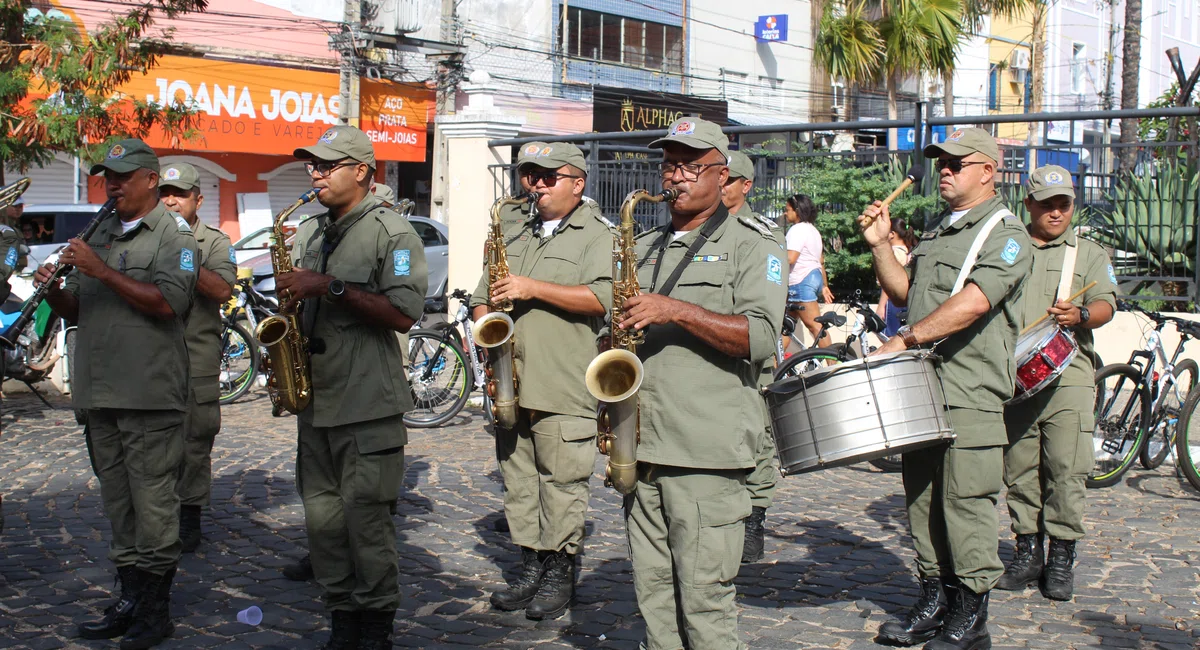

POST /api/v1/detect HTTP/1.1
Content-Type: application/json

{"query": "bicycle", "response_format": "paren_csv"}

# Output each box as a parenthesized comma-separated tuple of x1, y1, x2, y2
(1088, 302, 1199, 488)
(1172, 367, 1200, 492)
(217, 278, 273, 405)
(771, 294, 899, 472)
(403, 288, 493, 428)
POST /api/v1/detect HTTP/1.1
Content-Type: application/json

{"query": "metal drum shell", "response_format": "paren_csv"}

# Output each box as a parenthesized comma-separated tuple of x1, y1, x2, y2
(764, 350, 955, 475)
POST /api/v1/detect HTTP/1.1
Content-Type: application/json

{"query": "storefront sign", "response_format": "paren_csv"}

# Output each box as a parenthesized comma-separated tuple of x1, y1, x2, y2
(592, 87, 728, 158)
(121, 56, 431, 161)
(754, 15, 788, 42)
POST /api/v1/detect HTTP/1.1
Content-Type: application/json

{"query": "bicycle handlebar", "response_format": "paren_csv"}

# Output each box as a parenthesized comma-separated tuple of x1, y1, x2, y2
(1119, 300, 1200, 336)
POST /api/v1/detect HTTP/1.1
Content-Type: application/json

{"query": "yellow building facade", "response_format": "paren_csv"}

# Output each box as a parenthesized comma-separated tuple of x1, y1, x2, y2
(986, 11, 1035, 143)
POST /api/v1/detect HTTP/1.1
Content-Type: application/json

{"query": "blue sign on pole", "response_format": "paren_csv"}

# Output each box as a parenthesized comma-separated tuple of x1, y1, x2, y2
(754, 15, 788, 42)
(897, 125, 947, 151)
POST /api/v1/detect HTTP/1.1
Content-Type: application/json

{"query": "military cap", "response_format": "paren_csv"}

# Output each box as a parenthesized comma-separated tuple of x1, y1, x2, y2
(516, 142, 587, 173)
(90, 139, 160, 176)
(649, 117, 730, 160)
(923, 127, 1001, 163)
(372, 183, 396, 204)
(158, 162, 201, 192)
(294, 125, 376, 168)
(1026, 165, 1075, 201)
(727, 150, 755, 181)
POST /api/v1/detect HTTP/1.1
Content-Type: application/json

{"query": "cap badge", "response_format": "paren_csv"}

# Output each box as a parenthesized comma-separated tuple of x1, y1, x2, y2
(107, 144, 125, 159)
(524, 144, 540, 155)
(1044, 171, 1064, 185)
(319, 129, 339, 144)
(539, 146, 553, 157)
(671, 121, 695, 136)
(164, 167, 181, 180)
(948, 130, 964, 141)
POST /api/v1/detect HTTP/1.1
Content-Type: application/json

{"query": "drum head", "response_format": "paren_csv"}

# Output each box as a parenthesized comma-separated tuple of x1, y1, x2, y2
(1015, 319, 1058, 361)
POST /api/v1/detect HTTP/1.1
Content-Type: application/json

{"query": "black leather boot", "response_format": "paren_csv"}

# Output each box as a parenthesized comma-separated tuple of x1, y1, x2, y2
(742, 506, 766, 563)
(119, 567, 175, 650)
(179, 504, 202, 553)
(526, 550, 575, 621)
(322, 610, 359, 650)
(490, 548, 547, 611)
(356, 609, 396, 650)
(923, 584, 990, 650)
(996, 533, 1043, 591)
(876, 577, 952, 646)
(282, 554, 315, 581)
(1040, 538, 1076, 601)
(78, 565, 142, 640)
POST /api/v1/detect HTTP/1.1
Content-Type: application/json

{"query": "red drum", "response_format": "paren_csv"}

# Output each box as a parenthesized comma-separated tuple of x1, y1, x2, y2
(1012, 319, 1079, 404)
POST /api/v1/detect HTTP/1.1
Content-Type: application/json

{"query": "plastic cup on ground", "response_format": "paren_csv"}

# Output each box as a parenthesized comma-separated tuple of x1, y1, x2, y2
(237, 605, 263, 626)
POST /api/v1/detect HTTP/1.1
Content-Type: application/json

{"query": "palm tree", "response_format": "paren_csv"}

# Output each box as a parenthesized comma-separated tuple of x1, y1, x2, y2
(813, 0, 883, 121)
(1118, 0, 1142, 174)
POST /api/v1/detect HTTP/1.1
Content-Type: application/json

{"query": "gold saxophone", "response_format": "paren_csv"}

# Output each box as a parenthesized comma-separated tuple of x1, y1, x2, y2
(585, 188, 677, 494)
(396, 198, 416, 218)
(255, 189, 320, 416)
(471, 193, 534, 429)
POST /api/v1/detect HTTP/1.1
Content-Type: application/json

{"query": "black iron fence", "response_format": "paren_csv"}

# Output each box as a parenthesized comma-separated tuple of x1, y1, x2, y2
(489, 105, 1200, 304)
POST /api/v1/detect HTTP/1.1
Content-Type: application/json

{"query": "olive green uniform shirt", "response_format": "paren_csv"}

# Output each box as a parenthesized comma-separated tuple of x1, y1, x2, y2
(64, 203, 198, 411)
(469, 197, 614, 418)
(732, 202, 786, 387)
(184, 221, 237, 403)
(1019, 229, 1117, 388)
(633, 204, 786, 469)
(907, 197, 1032, 440)
(291, 195, 427, 442)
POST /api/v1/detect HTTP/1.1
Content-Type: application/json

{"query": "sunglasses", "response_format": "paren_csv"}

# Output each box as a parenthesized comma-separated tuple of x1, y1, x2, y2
(305, 159, 357, 177)
(522, 170, 583, 186)
(936, 159, 988, 173)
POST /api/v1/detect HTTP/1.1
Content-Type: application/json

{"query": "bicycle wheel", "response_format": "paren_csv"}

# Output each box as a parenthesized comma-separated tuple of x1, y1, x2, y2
(1174, 385, 1200, 491)
(773, 345, 856, 381)
(218, 321, 260, 405)
(1140, 359, 1198, 469)
(1088, 364, 1151, 488)
(868, 455, 903, 472)
(404, 329, 471, 428)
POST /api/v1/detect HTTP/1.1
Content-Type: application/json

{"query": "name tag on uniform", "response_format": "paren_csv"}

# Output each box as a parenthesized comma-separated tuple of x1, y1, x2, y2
(692, 254, 727, 263)
(393, 250, 411, 276)
(180, 249, 195, 272)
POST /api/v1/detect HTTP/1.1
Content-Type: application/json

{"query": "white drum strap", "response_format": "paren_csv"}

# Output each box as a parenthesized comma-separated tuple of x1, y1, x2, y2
(950, 209, 1014, 296)
(1057, 242, 1078, 303)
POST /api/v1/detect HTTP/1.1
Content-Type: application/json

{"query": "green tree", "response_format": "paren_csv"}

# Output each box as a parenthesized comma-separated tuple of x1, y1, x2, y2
(0, 0, 207, 184)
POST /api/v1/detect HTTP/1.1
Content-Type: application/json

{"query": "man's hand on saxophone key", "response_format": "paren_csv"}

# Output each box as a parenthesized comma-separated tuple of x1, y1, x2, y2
(275, 267, 335, 312)
(618, 293, 678, 331)
(490, 274, 540, 303)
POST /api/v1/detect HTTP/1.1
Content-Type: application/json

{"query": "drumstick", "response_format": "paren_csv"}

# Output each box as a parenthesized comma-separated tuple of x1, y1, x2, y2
(1020, 281, 1098, 335)
(861, 165, 926, 227)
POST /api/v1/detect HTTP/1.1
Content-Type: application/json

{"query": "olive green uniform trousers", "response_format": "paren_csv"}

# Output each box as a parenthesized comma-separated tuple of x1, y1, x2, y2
(298, 414, 405, 611)
(86, 408, 185, 576)
(1003, 385, 1094, 540)
(902, 407, 1005, 594)
(626, 463, 750, 650)
(176, 386, 221, 507)
(746, 421, 778, 508)
(497, 411, 596, 555)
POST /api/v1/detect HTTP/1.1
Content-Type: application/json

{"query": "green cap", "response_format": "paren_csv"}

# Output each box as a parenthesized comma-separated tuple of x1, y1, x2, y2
(649, 117, 730, 160)
(158, 162, 201, 192)
(923, 127, 1001, 163)
(1026, 165, 1075, 201)
(372, 183, 396, 204)
(90, 139, 160, 176)
(294, 125, 376, 168)
(727, 151, 755, 181)
(516, 141, 587, 172)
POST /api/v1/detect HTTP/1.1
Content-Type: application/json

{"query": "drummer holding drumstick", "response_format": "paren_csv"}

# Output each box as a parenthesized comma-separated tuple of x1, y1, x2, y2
(857, 128, 1032, 650)
(997, 165, 1115, 602)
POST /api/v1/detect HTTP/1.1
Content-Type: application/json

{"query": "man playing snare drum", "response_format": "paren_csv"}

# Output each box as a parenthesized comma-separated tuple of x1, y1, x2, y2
(858, 128, 1031, 650)
(996, 165, 1115, 602)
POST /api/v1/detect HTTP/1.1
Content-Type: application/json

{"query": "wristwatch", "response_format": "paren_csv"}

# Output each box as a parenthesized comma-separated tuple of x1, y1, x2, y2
(328, 278, 346, 300)
(1078, 306, 1091, 326)
(897, 325, 919, 349)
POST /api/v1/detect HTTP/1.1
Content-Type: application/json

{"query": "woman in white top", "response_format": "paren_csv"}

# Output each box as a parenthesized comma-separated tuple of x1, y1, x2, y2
(874, 217, 918, 337)
(784, 194, 833, 350)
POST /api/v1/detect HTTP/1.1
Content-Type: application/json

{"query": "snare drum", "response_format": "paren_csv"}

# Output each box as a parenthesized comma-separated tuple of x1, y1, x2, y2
(762, 350, 955, 475)
(1011, 319, 1078, 405)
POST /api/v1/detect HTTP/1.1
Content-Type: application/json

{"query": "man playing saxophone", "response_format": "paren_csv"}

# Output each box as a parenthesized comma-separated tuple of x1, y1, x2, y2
(469, 141, 613, 620)
(275, 125, 427, 649)
(620, 118, 784, 650)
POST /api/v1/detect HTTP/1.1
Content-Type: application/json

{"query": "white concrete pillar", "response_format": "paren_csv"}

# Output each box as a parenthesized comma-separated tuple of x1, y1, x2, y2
(433, 71, 524, 312)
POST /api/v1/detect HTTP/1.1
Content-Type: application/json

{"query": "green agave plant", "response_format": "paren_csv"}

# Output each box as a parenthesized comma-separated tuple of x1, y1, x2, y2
(1088, 165, 1199, 283)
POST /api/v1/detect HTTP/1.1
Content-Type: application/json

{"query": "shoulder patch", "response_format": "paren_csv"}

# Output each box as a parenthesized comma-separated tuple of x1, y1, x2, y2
(596, 214, 615, 229)
(753, 213, 781, 230)
(1108, 264, 1118, 285)
(173, 214, 191, 232)
(0, 224, 13, 233)
(4, 246, 16, 268)
(1000, 238, 1021, 265)
(393, 249, 411, 276)
(767, 254, 783, 285)
(228, 246, 237, 264)
(738, 215, 773, 239)
(180, 248, 195, 272)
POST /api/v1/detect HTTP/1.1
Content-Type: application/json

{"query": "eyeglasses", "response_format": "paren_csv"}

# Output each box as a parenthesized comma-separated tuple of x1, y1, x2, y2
(522, 170, 583, 186)
(936, 158, 988, 173)
(659, 161, 725, 181)
(305, 159, 356, 177)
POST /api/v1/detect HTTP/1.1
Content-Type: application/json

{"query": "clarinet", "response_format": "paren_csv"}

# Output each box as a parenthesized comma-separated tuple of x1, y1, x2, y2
(0, 197, 118, 349)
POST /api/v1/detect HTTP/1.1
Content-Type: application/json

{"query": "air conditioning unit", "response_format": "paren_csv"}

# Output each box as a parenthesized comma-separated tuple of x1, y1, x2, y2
(363, 0, 422, 36)
(1010, 67, 1029, 85)
(1009, 49, 1031, 85)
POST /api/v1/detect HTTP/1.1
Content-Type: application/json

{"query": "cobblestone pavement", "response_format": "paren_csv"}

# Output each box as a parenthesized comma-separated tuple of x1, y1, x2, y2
(1, 388, 1198, 650)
